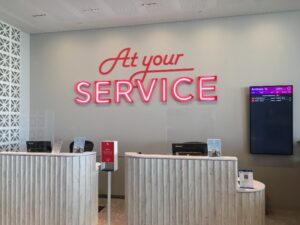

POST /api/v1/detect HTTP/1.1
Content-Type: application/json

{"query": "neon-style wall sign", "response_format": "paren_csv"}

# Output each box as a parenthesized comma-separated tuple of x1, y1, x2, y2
(74, 48, 218, 104)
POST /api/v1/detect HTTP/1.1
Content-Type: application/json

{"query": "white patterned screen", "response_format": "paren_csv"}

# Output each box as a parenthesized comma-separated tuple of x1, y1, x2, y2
(0, 22, 21, 151)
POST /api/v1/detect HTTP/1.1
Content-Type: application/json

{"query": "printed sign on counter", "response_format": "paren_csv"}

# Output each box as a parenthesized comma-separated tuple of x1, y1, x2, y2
(207, 139, 222, 157)
(73, 137, 86, 153)
(239, 170, 254, 189)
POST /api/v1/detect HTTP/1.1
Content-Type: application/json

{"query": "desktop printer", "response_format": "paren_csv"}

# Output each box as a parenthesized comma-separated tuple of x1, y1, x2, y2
(172, 142, 207, 156)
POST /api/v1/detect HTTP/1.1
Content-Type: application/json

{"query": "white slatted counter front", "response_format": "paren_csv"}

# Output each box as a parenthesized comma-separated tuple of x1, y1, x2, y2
(125, 153, 265, 225)
(237, 181, 265, 225)
(0, 152, 98, 225)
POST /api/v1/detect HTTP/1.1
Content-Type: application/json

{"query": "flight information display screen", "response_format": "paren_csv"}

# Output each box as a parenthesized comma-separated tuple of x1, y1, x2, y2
(250, 85, 293, 155)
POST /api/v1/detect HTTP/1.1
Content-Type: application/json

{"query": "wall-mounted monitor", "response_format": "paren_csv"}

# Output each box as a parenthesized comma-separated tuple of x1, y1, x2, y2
(250, 85, 293, 155)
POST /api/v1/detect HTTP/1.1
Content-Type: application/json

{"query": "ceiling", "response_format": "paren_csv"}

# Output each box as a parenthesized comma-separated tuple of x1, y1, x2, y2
(0, 0, 300, 34)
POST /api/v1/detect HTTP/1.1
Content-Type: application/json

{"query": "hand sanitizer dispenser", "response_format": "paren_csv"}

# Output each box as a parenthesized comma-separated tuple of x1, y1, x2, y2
(100, 141, 118, 171)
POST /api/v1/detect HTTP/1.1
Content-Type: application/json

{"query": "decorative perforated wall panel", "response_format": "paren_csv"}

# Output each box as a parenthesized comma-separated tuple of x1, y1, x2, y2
(0, 22, 21, 151)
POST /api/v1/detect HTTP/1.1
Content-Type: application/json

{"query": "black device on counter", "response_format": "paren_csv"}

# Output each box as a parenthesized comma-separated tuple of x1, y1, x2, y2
(172, 142, 207, 156)
(26, 141, 52, 153)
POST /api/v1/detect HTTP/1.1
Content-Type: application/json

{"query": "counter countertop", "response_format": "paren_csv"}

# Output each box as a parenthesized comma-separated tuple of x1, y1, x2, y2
(125, 152, 237, 161)
(237, 180, 266, 193)
(0, 151, 96, 157)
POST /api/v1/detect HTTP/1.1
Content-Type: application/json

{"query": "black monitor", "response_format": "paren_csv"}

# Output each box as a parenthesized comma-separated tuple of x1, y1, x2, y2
(26, 141, 52, 153)
(250, 85, 293, 155)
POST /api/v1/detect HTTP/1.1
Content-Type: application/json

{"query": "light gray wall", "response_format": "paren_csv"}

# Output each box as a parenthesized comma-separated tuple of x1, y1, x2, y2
(30, 11, 300, 211)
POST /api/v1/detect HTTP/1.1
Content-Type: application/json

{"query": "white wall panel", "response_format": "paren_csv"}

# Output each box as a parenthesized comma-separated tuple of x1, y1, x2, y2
(0, 20, 30, 152)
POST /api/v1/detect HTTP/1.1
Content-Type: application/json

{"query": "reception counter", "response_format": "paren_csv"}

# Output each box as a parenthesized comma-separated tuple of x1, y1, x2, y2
(0, 151, 98, 225)
(237, 180, 265, 225)
(125, 153, 265, 225)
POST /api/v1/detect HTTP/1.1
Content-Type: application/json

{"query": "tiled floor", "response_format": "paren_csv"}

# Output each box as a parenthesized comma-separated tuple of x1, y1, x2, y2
(266, 210, 300, 225)
(98, 199, 125, 225)
(98, 199, 300, 225)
